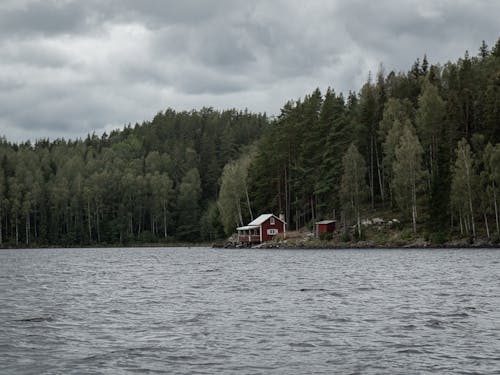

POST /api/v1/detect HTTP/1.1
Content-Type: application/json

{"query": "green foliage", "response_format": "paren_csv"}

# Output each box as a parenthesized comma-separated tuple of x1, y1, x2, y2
(0, 109, 264, 246)
(217, 152, 254, 235)
(450, 139, 478, 238)
(341, 144, 368, 236)
(428, 231, 450, 244)
(392, 124, 426, 233)
(319, 232, 333, 241)
(2, 39, 500, 246)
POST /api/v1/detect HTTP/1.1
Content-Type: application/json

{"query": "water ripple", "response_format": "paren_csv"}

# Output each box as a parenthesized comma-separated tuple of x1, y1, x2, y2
(1, 247, 499, 374)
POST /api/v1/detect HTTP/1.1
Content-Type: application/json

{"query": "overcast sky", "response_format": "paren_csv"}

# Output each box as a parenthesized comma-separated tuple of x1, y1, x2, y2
(1, 0, 499, 142)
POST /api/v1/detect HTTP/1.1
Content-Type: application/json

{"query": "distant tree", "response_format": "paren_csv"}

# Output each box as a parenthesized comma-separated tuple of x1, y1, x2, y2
(450, 139, 477, 238)
(217, 153, 253, 235)
(382, 118, 408, 205)
(480, 143, 500, 237)
(176, 168, 202, 241)
(415, 80, 446, 179)
(340, 144, 367, 237)
(491, 37, 500, 58)
(479, 40, 489, 59)
(148, 172, 173, 240)
(0, 166, 4, 245)
(392, 125, 426, 233)
(200, 201, 224, 241)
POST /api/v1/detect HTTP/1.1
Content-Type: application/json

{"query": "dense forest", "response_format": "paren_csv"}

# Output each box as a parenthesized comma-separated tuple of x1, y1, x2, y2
(0, 109, 266, 246)
(1, 38, 500, 247)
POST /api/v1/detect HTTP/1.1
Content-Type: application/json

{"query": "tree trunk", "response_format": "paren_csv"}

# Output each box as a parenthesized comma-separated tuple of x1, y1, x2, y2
(87, 199, 92, 242)
(357, 210, 361, 238)
(163, 201, 168, 240)
(370, 136, 375, 207)
(493, 182, 499, 235)
(15, 218, 19, 246)
(244, 183, 253, 221)
(34, 203, 38, 239)
(463, 148, 475, 238)
(25, 213, 30, 245)
(484, 212, 490, 239)
(236, 200, 243, 227)
(96, 205, 101, 243)
(375, 140, 384, 203)
(285, 163, 290, 228)
(412, 181, 417, 233)
(310, 196, 315, 223)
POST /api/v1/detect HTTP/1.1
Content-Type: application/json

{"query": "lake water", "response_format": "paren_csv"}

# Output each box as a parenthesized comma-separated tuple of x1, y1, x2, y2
(1, 247, 499, 374)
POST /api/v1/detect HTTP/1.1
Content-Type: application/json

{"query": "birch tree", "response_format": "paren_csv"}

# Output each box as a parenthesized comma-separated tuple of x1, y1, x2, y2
(392, 125, 425, 233)
(450, 138, 477, 238)
(415, 81, 446, 179)
(217, 153, 253, 235)
(340, 144, 367, 237)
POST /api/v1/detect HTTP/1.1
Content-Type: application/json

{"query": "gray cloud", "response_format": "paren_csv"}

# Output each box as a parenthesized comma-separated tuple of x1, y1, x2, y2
(0, 0, 499, 142)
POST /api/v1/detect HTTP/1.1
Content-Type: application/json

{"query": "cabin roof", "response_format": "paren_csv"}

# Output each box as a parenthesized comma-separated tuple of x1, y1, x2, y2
(248, 213, 285, 226)
(236, 225, 259, 231)
(316, 220, 336, 224)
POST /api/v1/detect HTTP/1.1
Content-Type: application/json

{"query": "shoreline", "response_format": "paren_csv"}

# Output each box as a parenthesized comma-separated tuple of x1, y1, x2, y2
(2, 239, 500, 250)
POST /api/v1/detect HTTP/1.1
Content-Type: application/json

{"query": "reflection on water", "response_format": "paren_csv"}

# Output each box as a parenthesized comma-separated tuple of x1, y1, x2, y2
(1, 247, 499, 374)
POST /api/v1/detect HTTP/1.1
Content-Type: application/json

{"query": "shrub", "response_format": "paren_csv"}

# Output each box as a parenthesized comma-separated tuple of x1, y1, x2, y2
(319, 232, 333, 241)
(340, 231, 351, 242)
(429, 231, 449, 244)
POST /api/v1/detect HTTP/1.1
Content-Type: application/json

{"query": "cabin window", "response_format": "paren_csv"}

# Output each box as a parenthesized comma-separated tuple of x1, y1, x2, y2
(270, 217, 275, 225)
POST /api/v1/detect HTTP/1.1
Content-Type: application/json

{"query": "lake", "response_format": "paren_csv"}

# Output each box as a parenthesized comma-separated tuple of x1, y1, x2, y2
(1, 247, 499, 374)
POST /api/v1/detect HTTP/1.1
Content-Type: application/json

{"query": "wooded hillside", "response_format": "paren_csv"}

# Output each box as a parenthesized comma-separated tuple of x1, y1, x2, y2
(224, 39, 500, 243)
(1, 38, 500, 247)
(0, 109, 266, 246)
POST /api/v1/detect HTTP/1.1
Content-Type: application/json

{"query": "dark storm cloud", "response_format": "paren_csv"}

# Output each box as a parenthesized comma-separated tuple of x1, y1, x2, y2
(0, 0, 499, 142)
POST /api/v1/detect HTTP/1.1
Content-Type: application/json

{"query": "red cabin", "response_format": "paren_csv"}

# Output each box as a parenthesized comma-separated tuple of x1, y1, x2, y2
(315, 220, 336, 237)
(237, 214, 286, 243)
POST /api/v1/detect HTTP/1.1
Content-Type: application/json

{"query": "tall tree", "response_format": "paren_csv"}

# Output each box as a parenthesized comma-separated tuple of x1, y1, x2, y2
(415, 80, 446, 179)
(176, 168, 202, 241)
(450, 139, 477, 238)
(340, 144, 367, 237)
(217, 153, 254, 235)
(392, 125, 426, 233)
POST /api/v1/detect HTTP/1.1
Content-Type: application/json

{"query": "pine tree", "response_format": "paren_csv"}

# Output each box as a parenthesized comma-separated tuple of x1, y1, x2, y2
(479, 40, 489, 59)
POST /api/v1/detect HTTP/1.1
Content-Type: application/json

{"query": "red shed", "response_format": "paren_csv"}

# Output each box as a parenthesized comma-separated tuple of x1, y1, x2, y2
(315, 220, 336, 237)
(237, 214, 286, 243)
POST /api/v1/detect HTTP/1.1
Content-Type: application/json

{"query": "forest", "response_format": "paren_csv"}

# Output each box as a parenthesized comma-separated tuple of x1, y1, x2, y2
(1, 39, 500, 247)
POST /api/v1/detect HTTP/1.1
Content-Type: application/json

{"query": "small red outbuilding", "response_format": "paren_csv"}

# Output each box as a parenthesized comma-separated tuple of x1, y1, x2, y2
(315, 220, 336, 237)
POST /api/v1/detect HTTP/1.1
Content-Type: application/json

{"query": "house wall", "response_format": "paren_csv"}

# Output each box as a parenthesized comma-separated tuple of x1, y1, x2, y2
(318, 222, 336, 234)
(261, 218, 285, 242)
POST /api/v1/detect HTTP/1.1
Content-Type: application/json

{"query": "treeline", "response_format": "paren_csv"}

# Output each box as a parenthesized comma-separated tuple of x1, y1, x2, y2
(220, 38, 500, 242)
(0, 108, 266, 246)
(2, 39, 500, 247)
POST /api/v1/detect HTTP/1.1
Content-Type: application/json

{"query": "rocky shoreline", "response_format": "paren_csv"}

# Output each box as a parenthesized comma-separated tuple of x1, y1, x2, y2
(215, 237, 500, 249)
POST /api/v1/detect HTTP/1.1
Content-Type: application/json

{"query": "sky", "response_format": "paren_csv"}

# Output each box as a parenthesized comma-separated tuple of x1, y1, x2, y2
(1, 0, 499, 143)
